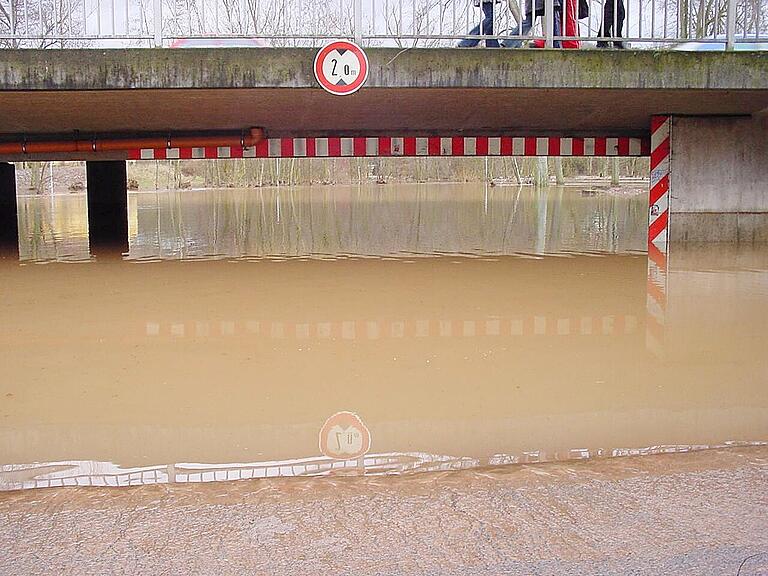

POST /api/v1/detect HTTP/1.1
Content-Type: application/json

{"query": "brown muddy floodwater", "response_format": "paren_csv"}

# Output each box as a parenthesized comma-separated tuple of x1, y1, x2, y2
(0, 183, 767, 492)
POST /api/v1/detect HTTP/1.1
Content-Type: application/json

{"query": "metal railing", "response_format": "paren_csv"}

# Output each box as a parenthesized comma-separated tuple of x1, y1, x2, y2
(0, 0, 765, 48)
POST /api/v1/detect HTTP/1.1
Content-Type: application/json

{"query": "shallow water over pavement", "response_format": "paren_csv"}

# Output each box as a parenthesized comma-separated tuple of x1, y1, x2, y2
(1, 184, 766, 490)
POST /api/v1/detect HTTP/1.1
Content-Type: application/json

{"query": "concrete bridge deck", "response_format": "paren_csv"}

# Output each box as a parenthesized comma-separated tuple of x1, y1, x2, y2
(0, 49, 767, 152)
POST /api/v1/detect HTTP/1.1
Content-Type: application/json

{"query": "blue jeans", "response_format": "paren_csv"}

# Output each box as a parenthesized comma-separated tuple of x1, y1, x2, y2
(459, 2, 500, 48)
(501, 9, 561, 47)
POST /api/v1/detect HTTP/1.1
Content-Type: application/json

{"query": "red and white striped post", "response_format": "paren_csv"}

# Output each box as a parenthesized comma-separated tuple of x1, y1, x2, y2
(646, 116, 671, 358)
(649, 116, 671, 252)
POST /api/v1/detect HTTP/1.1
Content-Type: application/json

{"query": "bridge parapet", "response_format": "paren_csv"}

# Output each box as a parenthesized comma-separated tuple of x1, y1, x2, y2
(0, 0, 764, 50)
(1, 48, 767, 92)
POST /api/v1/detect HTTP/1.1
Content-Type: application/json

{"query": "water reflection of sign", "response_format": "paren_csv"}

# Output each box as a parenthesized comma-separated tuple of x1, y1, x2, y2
(319, 411, 371, 459)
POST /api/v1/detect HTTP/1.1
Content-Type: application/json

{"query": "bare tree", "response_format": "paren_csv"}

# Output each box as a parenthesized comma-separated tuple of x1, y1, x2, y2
(383, 0, 474, 46)
(0, 0, 90, 47)
(643, 0, 767, 39)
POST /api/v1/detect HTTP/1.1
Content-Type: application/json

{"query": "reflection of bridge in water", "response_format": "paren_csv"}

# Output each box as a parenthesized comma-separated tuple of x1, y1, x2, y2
(145, 315, 639, 340)
(4, 441, 763, 491)
(1, 453, 480, 490)
(3, 211, 767, 494)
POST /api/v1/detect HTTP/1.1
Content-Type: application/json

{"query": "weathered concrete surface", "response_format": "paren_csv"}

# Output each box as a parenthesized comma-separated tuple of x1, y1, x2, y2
(0, 447, 766, 575)
(3, 49, 768, 91)
(670, 213, 768, 243)
(0, 49, 767, 155)
(670, 116, 768, 242)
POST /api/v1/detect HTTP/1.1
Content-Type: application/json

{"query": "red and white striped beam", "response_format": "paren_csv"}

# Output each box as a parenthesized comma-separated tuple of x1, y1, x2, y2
(128, 135, 650, 161)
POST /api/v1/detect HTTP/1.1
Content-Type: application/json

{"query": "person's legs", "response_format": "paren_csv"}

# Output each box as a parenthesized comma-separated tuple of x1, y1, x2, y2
(531, 5, 561, 48)
(501, 12, 533, 47)
(552, 6, 562, 48)
(561, 0, 580, 48)
(459, 2, 499, 47)
(614, 0, 626, 47)
(597, 0, 614, 47)
(482, 1, 501, 47)
(458, 20, 482, 47)
(459, 3, 484, 47)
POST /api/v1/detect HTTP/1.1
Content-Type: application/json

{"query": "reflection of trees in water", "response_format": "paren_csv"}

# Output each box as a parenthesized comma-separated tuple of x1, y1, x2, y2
(17, 195, 90, 262)
(129, 184, 646, 260)
(15, 185, 646, 262)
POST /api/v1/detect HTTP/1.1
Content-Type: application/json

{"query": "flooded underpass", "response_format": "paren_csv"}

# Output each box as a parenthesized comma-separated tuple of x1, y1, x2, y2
(1, 183, 767, 574)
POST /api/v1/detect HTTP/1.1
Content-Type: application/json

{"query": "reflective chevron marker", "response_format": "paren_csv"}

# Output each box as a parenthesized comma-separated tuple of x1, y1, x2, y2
(649, 116, 671, 253)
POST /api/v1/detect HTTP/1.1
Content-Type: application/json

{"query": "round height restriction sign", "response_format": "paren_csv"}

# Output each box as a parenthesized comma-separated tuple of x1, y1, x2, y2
(314, 40, 369, 96)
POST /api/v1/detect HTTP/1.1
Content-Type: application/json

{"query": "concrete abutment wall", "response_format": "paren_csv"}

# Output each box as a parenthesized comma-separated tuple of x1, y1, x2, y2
(670, 116, 768, 243)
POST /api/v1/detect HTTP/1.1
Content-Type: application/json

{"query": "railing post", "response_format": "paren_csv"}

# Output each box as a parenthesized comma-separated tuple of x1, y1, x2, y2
(544, 0, 554, 48)
(9, 0, 15, 39)
(353, 0, 363, 44)
(725, 0, 737, 51)
(153, 0, 164, 47)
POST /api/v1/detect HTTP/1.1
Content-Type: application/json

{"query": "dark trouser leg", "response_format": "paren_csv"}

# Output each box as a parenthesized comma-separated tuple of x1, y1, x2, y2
(597, 0, 614, 46)
(614, 0, 626, 45)
(482, 2, 500, 47)
(502, 12, 533, 47)
(553, 5, 562, 47)
(459, 22, 482, 46)
(459, 2, 499, 47)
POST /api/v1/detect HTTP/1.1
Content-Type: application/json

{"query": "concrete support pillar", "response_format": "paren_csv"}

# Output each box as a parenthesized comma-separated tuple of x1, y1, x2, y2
(669, 116, 768, 243)
(0, 162, 19, 257)
(86, 161, 128, 255)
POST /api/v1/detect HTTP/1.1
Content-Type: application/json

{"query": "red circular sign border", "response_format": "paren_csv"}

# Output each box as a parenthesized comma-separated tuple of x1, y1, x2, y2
(318, 411, 372, 460)
(313, 40, 369, 96)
